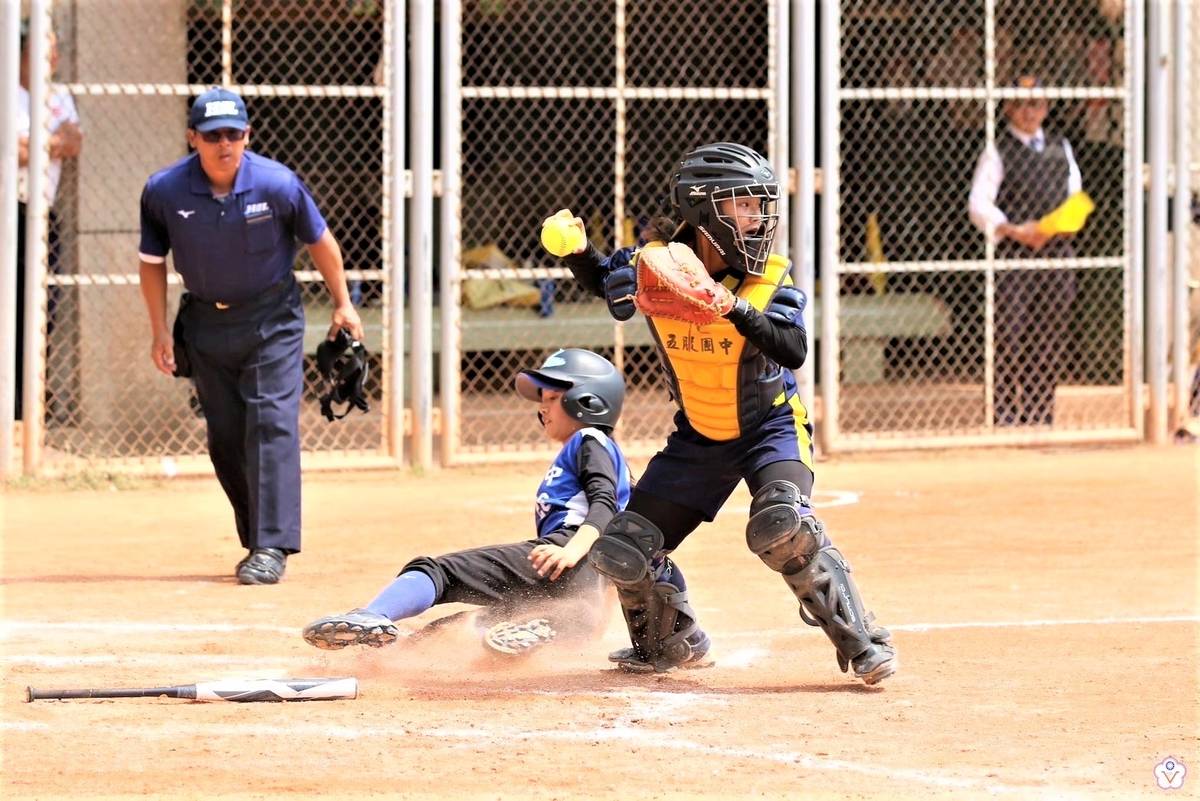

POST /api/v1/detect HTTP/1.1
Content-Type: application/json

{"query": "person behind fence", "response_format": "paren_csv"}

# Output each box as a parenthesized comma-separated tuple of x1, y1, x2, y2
(302, 349, 630, 656)
(136, 87, 363, 585)
(15, 17, 82, 421)
(540, 142, 897, 685)
(969, 74, 1083, 427)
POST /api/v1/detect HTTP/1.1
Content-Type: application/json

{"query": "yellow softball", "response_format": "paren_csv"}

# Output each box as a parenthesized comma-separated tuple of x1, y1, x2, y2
(540, 216, 586, 257)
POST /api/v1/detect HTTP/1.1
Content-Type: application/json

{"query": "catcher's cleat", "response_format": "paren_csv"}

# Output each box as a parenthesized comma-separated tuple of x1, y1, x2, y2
(847, 636, 897, 686)
(483, 618, 556, 656)
(236, 548, 286, 585)
(302, 609, 399, 650)
(608, 628, 713, 674)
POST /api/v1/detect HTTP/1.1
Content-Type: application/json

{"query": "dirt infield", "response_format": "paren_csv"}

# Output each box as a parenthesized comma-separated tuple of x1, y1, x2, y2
(2, 444, 1196, 799)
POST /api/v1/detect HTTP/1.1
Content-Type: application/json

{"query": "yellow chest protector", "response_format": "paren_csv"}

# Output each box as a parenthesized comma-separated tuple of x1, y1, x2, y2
(642, 252, 792, 441)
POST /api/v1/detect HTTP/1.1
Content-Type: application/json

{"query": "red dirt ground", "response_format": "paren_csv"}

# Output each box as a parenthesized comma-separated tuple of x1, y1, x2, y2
(1, 444, 1196, 799)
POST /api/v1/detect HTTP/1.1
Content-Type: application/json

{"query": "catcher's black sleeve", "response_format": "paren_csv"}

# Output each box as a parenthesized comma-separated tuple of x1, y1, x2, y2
(562, 242, 612, 298)
(575, 436, 621, 534)
(725, 302, 809, 370)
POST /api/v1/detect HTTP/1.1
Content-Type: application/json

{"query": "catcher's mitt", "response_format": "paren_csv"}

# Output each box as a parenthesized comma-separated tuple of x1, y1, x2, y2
(635, 242, 735, 325)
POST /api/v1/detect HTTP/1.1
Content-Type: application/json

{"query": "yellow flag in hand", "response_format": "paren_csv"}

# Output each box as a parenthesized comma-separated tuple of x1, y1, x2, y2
(1037, 191, 1095, 236)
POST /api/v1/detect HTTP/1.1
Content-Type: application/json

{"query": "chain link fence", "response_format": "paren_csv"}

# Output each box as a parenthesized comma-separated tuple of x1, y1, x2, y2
(13, 0, 1174, 475)
(451, 0, 777, 459)
(32, 0, 390, 473)
(827, 0, 1133, 447)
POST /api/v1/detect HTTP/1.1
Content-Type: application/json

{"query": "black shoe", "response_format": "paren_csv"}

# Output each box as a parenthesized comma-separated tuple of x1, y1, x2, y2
(236, 548, 287, 585)
(608, 628, 713, 673)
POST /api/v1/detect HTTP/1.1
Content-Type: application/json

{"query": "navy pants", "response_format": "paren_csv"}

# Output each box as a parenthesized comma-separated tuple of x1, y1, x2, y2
(634, 400, 819, 552)
(181, 279, 305, 553)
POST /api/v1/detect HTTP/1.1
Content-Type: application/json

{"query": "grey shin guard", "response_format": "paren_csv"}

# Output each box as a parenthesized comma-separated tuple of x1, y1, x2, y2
(747, 481, 895, 684)
(784, 547, 896, 684)
(609, 575, 702, 673)
(589, 513, 701, 672)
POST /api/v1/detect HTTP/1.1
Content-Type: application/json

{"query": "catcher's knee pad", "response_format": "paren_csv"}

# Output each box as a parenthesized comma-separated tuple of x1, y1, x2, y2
(746, 480, 827, 575)
(784, 546, 896, 683)
(588, 511, 664, 586)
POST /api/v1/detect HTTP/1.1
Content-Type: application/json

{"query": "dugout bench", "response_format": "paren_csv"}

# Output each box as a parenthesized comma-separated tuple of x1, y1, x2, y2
(304, 293, 951, 385)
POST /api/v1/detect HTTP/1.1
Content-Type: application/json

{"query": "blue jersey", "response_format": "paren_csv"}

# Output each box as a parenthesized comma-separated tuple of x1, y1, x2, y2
(534, 428, 631, 538)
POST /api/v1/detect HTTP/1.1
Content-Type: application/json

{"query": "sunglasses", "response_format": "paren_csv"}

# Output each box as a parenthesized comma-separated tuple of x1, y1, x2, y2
(198, 128, 247, 144)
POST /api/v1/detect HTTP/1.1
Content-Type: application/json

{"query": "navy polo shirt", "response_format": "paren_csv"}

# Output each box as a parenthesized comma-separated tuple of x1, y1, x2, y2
(138, 151, 327, 303)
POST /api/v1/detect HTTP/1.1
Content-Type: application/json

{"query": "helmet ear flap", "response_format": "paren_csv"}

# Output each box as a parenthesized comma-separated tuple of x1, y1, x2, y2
(571, 392, 609, 419)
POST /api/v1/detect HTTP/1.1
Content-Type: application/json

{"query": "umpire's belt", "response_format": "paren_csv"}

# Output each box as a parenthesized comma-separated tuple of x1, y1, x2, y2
(185, 276, 297, 319)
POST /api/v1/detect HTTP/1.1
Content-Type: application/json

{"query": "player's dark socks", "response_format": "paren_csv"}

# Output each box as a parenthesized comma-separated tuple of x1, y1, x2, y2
(365, 570, 437, 621)
(655, 556, 688, 592)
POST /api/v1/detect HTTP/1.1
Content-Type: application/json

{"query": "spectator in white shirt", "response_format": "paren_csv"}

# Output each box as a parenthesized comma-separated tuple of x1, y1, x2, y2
(968, 74, 1081, 427)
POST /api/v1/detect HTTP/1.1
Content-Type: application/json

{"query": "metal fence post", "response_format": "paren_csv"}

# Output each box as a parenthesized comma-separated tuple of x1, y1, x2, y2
(819, 0, 840, 450)
(410, 0, 434, 470)
(22, 0, 52, 476)
(1171, 0, 1192, 433)
(440, 0, 463, 465)
(0, 0, 21, 478)
(1147, 0, 1169, 443)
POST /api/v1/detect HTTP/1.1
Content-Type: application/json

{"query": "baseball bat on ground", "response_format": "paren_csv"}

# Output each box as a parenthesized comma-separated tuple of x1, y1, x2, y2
(26, 677, 358, 703)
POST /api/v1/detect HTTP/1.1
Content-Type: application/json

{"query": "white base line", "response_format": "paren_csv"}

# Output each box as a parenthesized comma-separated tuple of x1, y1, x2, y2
(2, 654, 294, 667)
(724, 614, 1200, 640)
(1, 614, 1194, 640)
(0, 715, 1033, 795)
(1, 696, 1029, 796)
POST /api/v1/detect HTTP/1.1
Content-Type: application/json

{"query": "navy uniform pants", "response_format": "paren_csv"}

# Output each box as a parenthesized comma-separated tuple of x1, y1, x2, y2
(180, 278, 305, 553)
(633, 398, 819, 552)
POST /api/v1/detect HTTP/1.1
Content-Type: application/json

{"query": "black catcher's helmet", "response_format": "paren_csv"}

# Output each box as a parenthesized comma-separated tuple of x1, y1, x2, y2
(514, 348, 625, 430)
(669, 142, 780, 275)
(316, 329, 370, 422)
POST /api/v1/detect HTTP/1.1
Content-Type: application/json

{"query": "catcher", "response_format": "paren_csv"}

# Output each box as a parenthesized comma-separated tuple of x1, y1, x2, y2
(303, 349, 632, 656)
(542, 142, 896, 684)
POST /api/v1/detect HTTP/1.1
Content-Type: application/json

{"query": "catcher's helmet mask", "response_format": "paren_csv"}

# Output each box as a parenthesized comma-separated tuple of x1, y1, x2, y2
(515, 349, 625, 431)
(669, 142, 780, 276)
(316, 329, 370, 422)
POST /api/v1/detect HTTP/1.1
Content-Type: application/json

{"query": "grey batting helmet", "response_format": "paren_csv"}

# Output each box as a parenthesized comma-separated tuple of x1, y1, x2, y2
(515, 348, 625, 429)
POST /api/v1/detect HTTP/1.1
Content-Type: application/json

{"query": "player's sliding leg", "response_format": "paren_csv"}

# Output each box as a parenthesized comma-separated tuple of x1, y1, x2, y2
(302, 570, 435, 649)
(482, 618, 557, 655)
(588, 511, 708, 673)
(746, 480, 897, 685)
(304, 535, 599, 654)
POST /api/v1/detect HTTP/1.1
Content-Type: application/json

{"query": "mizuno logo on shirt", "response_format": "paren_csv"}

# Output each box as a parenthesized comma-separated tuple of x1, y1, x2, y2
(176, 209, 195, 219)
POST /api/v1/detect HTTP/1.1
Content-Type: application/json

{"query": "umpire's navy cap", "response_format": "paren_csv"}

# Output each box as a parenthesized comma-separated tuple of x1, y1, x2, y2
(190, 88, 249, 132)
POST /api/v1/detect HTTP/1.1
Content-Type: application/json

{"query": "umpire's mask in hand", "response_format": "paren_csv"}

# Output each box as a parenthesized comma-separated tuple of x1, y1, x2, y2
(317, 329, 370, 422)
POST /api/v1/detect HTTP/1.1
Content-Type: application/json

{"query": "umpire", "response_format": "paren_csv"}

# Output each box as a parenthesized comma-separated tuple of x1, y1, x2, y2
(137, 88, 363, 584)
